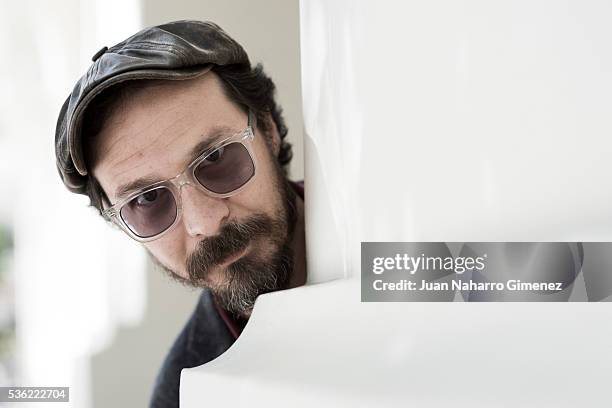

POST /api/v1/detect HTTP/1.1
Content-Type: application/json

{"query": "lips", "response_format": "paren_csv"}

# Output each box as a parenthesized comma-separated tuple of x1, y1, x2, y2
(218, 244, 250, 268)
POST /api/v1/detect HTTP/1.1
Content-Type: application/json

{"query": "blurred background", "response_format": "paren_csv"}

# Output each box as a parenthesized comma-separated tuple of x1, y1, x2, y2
(0, 0, 303, 406)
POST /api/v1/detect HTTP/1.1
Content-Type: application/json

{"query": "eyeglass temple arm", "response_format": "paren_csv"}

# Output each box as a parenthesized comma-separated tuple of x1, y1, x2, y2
(248, 109, 257, 131)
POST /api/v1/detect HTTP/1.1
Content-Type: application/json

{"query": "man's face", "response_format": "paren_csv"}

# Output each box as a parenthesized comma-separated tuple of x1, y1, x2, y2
(91, 72, 295, 315)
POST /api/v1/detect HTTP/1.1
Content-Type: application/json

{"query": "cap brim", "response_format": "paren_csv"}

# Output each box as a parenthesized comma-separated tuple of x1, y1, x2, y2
(68, 64, 213, 176)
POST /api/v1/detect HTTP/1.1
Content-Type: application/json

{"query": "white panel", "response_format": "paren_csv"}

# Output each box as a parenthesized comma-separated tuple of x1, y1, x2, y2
(182, 278, 612, 407)
(302, 0, 612, 282)
(181, 1, 612, 406)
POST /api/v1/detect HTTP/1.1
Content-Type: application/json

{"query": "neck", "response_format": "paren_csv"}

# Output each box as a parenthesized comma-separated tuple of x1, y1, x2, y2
(287, 193, 306, 289)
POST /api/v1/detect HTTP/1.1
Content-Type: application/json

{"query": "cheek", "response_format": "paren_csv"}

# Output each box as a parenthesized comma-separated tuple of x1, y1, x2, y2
(145, 230, 188, 277)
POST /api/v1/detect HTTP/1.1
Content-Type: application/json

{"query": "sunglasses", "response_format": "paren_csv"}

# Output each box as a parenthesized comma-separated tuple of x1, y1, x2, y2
(102, 111, 257, 242)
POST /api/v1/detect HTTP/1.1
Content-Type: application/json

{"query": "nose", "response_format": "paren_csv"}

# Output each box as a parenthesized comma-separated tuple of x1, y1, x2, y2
(179, 183, 230, 238)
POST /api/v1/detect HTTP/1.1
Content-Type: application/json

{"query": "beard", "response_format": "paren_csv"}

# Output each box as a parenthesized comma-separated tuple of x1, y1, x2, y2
(150, 161, 298, 317)
(186, 212, 294, 315)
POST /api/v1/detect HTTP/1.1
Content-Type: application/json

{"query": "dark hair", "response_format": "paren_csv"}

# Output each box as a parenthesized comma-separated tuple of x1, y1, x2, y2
(82, 63, 292, 214)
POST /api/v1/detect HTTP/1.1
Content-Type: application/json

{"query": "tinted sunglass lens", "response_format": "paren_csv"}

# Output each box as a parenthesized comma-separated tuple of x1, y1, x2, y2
(120, 187, 177, 238)
(194, 143, 255, 194)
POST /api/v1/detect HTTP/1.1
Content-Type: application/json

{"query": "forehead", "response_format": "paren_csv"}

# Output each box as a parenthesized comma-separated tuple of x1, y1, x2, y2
(90, 72, 246, 202)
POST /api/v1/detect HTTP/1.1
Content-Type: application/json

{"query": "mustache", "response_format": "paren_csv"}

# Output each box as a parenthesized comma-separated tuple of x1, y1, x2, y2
(186, 214, 280, 284)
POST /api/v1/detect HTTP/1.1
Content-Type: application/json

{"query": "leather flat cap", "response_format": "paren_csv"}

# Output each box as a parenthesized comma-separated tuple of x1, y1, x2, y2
(55, 20, 250, 194)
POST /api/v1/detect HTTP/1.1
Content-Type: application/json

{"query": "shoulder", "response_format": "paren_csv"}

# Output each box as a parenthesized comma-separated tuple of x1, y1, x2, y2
(149, 289, 235, 408)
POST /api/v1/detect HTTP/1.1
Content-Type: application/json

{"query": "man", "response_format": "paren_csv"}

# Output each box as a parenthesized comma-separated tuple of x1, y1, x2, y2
(54, 20, 306, 407)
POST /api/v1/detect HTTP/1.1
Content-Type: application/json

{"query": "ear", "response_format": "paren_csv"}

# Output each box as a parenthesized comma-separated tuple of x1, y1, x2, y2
(260, 112, 281, 157)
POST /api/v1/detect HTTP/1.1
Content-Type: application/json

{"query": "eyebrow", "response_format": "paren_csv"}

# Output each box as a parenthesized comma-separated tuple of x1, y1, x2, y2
(113, 126, 240, 202)
(185, 126, 238, 164)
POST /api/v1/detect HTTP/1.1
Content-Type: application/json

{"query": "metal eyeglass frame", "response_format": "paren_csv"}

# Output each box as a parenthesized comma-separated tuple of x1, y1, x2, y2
(102, 110, 257, 243)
